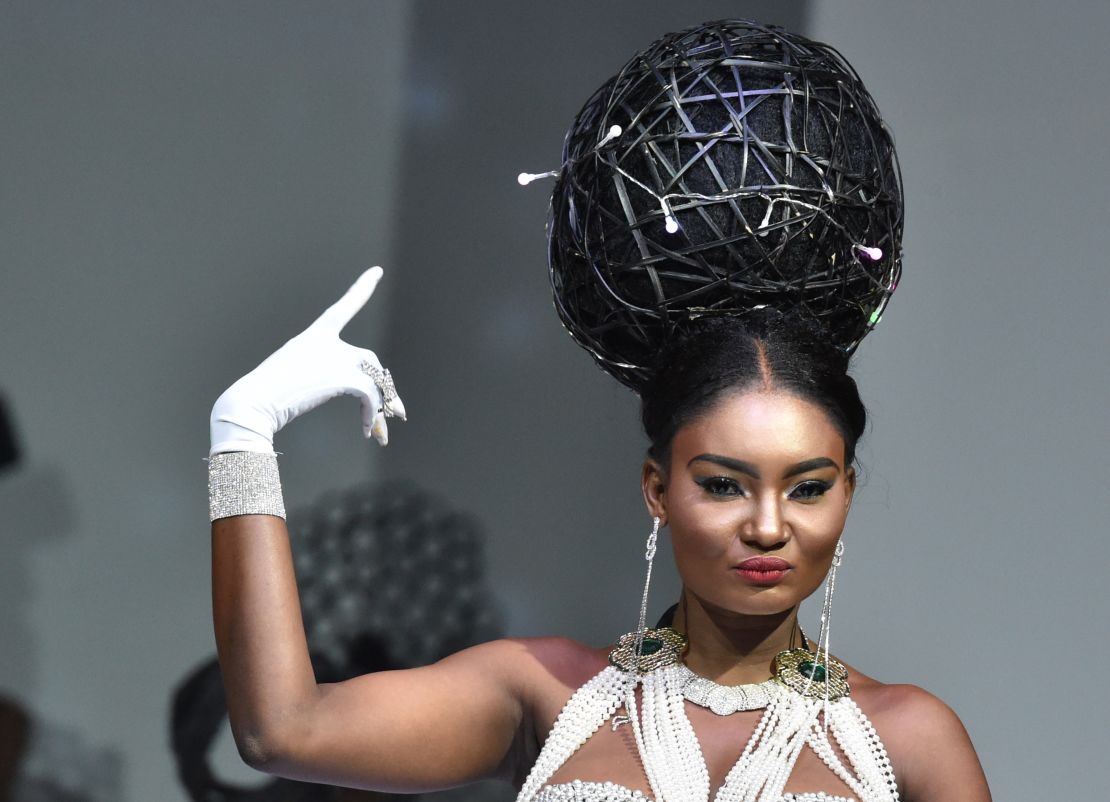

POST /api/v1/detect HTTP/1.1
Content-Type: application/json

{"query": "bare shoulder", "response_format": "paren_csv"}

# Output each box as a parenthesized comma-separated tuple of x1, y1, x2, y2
(449, 636, 609, 704)
(845, 665, 992, 802)
(502, 636, 610, 693)
(433, 635, 592, 676)
(848, 666, 957, 726)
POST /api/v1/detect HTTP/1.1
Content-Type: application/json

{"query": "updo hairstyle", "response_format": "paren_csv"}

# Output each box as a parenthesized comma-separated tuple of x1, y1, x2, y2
(542, 20, 895, 470)
(640, 314, 866, 469)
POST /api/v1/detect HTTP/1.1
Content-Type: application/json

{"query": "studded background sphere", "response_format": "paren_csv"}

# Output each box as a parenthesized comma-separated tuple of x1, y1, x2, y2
(291, 480, 503, 676)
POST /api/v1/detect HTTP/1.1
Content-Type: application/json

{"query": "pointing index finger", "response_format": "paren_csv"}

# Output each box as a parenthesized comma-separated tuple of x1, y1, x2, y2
(315, 267, 384, 333)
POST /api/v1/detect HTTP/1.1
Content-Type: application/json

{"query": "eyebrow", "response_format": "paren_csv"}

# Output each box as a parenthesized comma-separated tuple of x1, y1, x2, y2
(782, 457, 840, 478)
(688, 454, 760, 477)
(688, 454, 840, 479)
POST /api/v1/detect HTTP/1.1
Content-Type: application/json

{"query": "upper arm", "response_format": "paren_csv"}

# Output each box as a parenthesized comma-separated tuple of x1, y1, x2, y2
(257, 637, 536, 792)
(880, 686, 992, 802)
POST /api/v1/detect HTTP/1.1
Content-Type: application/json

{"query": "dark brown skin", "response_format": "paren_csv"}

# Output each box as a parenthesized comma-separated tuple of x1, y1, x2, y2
(212, 388, 991, 800)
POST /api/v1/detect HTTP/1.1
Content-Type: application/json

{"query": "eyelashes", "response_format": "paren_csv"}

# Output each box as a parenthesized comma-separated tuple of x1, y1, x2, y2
(788, 479, 833, 501)
(695, 476, 746, 497)
(694, 476, 834, 501)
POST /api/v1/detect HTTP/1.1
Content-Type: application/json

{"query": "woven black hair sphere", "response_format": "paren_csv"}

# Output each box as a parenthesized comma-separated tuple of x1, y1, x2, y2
(549, 19, 903, 389)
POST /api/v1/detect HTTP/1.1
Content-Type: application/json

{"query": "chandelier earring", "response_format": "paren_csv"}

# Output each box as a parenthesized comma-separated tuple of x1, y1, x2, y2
(608, 516, 685, 673)
(817, 540, 846, 665)
(774, 539, 850, 700)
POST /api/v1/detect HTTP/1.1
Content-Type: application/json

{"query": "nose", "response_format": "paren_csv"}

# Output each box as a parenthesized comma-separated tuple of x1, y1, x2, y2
(742, 493, 787, 549)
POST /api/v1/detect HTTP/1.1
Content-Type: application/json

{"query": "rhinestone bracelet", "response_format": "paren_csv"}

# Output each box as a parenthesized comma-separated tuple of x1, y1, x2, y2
(207, 451, 286, 521)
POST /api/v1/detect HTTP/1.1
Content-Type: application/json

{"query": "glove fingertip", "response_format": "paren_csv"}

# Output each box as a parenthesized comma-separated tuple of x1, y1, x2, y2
(370, 412, 389, 446)
(385, 394, 407, 421)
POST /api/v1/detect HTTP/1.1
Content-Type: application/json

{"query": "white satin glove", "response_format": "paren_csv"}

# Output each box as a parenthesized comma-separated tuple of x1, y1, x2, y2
(209, 267, 406, 455)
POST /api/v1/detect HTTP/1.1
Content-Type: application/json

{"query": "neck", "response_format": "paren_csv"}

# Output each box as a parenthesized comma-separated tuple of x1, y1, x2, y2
(671, 592, 804, 685)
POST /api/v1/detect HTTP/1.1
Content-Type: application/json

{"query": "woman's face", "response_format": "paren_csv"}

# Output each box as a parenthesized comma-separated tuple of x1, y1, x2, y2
(642, 389, 855, 619)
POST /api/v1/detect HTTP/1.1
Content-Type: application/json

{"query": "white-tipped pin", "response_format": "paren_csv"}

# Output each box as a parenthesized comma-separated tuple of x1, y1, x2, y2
(660, 198, 680, 233)
(855, 244, 883, 261)
(597, 124, 623, 148)
(517, 170, 558, 186)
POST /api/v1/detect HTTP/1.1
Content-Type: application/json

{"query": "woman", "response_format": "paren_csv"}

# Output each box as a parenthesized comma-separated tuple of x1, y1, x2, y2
(209, 20, 991, 802)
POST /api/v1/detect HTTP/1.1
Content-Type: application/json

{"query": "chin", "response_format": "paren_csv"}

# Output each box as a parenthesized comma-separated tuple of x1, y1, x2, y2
(700, 588, 801, 619)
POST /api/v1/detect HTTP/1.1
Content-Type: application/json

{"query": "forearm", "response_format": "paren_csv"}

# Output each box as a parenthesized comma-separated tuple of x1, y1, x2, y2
(212, 513, 318, 766)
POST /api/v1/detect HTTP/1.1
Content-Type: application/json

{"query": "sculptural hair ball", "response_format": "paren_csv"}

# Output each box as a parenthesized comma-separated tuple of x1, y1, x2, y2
(547, 19, 903, 389)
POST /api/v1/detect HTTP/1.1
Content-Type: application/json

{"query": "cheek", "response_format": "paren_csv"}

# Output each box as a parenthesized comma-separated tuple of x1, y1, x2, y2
(670, 526, 728, 566)
(669, 531, 725, 592)
(795, 503, 849, 537)
(667, 496, 740, 560)
(791, 502, 850, 567)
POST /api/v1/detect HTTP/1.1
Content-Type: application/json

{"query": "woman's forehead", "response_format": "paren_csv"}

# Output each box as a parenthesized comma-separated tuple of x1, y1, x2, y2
(672, 390, 846, 465)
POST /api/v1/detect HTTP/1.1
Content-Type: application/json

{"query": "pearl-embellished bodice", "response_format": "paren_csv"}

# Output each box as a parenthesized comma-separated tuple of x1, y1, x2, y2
(514, 665, 899, 802)
(536, 780, 855, 802)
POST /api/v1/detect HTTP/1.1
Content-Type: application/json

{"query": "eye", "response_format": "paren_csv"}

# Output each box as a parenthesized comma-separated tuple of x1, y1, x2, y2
(695, 476, 746, 497)
(788, 479, 833, 501)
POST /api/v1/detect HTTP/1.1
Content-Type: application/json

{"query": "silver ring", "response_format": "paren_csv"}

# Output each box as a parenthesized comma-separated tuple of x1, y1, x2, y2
(359, 359, 397, 406)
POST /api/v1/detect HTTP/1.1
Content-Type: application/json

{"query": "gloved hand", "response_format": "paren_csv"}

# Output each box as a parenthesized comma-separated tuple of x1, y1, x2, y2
(209, 267, 406, 455)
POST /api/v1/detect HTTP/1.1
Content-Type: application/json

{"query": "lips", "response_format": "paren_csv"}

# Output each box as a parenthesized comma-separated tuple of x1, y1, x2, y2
(736, 557, 792, 572)
(734, 556, 792, 586)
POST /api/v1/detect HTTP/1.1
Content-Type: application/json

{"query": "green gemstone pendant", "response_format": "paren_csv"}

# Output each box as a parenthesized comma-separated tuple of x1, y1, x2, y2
(798, 660, 827, 682)
(773, 648, 850, 700)
(609, 627, 687, 673)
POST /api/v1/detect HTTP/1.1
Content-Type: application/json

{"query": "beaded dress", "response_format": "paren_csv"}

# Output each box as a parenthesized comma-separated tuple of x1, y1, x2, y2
(515, 661, 900, 802)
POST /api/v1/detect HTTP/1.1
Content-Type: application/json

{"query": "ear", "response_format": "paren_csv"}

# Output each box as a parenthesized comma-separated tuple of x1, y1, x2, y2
(641, 457, 668, 524)
(843, 466, 857, 515)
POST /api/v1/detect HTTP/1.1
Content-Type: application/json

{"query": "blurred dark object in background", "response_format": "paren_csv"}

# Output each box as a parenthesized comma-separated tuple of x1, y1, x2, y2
(0, 394, 20, 473)
(0, 695, 31, 802)
(0, 695, 120, 802)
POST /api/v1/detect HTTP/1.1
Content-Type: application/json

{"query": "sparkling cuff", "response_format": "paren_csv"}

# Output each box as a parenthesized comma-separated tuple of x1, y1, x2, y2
(207, 451, 286, 521)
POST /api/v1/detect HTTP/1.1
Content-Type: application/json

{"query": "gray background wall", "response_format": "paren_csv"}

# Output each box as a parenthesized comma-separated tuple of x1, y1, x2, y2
(1, 1, 1107, 800)
(0, 2, 414, 798)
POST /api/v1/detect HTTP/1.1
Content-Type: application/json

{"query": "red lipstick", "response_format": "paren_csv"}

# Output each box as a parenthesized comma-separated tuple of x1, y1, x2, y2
(734, 557, 792, 586)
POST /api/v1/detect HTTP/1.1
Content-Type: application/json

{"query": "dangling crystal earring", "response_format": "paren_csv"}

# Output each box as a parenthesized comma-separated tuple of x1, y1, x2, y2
(634, 516, 660, 653)
(816, 539, 845, 673)
(774, 539, 850, 701)
(608, 516, 685, 673)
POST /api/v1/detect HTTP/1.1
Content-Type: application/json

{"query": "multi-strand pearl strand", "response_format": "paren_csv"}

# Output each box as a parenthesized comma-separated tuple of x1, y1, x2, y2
(825, 699, 899, 800)
(629, 665, 711, 802)
(516, 667, 633, 802)
(715, 681, 818, 802)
